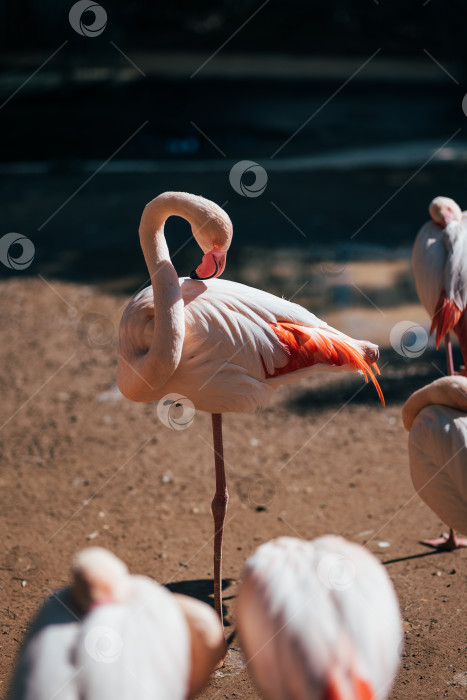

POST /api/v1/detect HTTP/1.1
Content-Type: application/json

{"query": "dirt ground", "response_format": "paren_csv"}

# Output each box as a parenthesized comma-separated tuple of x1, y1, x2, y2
(1, 276, 466, 699)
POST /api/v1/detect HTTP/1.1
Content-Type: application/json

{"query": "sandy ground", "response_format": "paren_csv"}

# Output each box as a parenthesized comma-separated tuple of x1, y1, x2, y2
(1, 277, 466, 699)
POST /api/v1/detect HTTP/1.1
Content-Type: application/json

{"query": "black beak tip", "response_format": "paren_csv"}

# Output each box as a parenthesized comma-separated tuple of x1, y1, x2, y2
(189, 269, 201, 280)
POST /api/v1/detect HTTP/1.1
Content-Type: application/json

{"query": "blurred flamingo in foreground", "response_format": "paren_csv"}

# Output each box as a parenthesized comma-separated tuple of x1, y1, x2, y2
(413, 196, 467, 374)
(10, 547, 225, 700)
(236, 536, 402, 700)
(118, 192, 384, 627)
(402, 376, 467, 550)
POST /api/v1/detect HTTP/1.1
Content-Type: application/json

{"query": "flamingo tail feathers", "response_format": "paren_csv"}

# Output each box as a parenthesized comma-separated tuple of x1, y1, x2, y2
(430, 289, 463, 349)
(267, 322, 385, 406)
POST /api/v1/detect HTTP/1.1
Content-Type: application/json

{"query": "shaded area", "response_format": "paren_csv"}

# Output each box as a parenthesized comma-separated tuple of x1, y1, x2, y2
(383, 549, 449, 566)
(2, 0, 467, 61)
(285, 347, 462, 413)
(166, 578, 234, 626)
(0, 76, 464, 162)
(2, 161, 467, 292)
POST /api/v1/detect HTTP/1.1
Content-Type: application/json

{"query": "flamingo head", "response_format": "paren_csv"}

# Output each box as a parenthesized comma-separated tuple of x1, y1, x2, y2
(429, 196, 462, 229)
(72, 547, 130, 612)
(189, 201, 232, 280)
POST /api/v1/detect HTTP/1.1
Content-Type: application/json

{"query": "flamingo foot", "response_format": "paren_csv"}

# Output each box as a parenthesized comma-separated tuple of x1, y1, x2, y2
(421, 529, 467, 551)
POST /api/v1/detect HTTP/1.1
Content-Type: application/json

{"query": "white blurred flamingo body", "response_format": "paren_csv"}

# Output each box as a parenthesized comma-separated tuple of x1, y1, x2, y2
(403, 376, 467, 549)
(236, 536, 402, 700)
(10, 548, 224, 700)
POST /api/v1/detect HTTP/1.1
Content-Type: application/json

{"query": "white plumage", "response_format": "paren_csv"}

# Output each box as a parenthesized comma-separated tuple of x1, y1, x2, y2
(412, 196, 467, 363)
(403, 376, 467, 547)
(236, 536, 402, 700)
(117, 192, 383, 623)
(121, 277, 380, 414)
(10, 548, 224, 700)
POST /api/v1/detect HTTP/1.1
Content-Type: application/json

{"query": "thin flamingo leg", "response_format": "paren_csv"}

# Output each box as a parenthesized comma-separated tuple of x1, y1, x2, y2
(445, 333, 455, 375)
(211, 413, 229, 627)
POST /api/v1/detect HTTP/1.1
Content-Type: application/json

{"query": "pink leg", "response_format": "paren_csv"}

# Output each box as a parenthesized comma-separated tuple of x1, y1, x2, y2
(422, 528, 467, 551)
(211, 413, 229, 627)
(445, 333, 455, 375)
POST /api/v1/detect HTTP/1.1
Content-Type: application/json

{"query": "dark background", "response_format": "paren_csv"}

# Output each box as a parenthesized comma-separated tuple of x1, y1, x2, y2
(1, 0, 466, 287)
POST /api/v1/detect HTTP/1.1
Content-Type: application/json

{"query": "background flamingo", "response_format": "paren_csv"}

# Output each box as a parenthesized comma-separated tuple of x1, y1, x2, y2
(412, 196, 467, 375)
(117, 191, 384, 626)
(10, 547, 225, 700)
(402, 376, 467, 549)
(236, 535, 402, 700)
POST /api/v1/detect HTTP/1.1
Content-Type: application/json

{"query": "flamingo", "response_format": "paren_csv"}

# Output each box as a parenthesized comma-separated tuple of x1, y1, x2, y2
(402, 376, 467, 549)
(236, 535, 402, 700)
(412, 196, 467, 375)
(10, 547, 225, 700)
(117, 191, 385, 627)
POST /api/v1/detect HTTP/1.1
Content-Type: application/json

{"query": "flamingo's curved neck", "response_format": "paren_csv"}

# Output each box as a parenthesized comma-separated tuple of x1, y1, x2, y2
(137, 195, 194, 390)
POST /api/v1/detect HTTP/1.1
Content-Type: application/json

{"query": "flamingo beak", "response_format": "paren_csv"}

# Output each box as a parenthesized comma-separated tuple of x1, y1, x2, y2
(190, 249, 226, 280)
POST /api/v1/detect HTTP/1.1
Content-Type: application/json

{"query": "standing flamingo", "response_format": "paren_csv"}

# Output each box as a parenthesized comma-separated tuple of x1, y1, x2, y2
(236, 535, 402, 700)
(402, 376, 467, 549)
(117, 192, 385, 626)
(412, 196, 467, 375)
(10, 547, 225, 700)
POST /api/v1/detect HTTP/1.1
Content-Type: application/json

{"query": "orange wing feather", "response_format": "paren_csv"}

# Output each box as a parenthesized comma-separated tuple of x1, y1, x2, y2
(430, 289, 463, 349)
(266, 322, 385, 406)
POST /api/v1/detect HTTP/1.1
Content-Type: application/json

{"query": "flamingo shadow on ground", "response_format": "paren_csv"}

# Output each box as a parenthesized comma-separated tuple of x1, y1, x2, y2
(165, 578, 235, 627)
(382, 549, 451, 566)
(285, 347, 463, 414)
